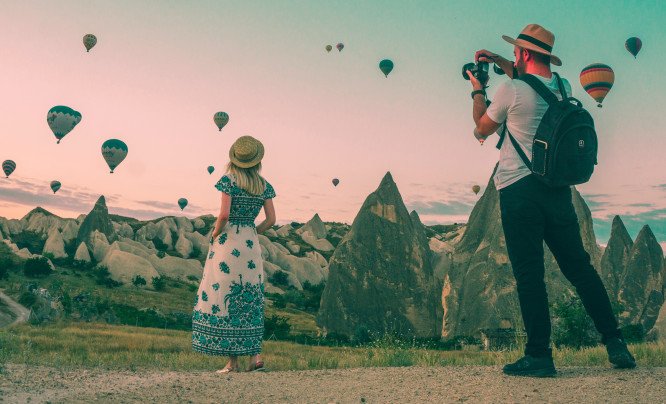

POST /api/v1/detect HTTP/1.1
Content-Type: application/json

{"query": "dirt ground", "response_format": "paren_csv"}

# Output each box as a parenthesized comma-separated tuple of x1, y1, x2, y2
(1, 364, 664, 403)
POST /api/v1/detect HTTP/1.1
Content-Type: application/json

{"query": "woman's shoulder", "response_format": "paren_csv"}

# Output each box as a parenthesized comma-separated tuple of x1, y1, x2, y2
(263, 179, 276, 199)
(215, 174, 239, 195)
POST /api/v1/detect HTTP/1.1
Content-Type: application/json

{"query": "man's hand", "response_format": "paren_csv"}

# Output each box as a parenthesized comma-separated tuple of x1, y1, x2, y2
(467, 70, 484, 91)
(475, 50, 499, 63)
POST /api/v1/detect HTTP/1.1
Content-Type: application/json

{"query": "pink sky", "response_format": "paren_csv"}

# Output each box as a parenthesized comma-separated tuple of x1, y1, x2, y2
(1, 1, 665, 249)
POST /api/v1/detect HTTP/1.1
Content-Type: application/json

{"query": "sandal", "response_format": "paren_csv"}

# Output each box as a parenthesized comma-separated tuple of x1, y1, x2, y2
(246, 362, 265, 372)
(216, 366, 239, 374)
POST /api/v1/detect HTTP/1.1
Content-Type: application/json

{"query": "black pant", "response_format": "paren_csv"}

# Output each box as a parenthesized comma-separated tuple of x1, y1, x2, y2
(499, 174, 621, 358)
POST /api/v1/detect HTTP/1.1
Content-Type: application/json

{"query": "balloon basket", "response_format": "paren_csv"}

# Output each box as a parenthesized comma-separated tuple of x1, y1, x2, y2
(597, 104, 603, 108)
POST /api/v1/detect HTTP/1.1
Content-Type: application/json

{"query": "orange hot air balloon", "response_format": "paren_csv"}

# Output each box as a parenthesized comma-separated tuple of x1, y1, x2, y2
(472, 185, 481, 195)
(580, 64, 614, 108)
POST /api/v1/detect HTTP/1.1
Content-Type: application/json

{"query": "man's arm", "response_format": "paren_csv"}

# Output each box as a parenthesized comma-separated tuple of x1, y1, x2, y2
(469, 72, 502, 137)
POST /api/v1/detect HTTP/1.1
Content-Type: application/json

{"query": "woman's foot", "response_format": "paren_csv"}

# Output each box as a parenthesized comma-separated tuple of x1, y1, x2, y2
(246, 355, 264, 372)
(216, 359, 239, 374)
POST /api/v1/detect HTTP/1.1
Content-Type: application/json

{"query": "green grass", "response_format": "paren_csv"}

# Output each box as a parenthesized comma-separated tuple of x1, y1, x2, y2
(1, 322, 664, 371)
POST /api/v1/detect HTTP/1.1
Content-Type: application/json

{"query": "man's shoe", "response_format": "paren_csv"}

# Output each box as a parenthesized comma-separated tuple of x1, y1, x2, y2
(503, 355, 556, 377)
(605, 337, 636, 369)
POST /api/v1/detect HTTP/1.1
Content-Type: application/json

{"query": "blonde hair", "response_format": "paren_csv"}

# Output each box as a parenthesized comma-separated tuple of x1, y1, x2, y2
(226, 161, 266, 196)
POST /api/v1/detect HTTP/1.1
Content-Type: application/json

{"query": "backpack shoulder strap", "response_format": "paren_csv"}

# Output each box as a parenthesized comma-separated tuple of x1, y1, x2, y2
(495, 123, 507, 150)
(505, 129, 532, 170)
(517, 74, 559, 106)
(552, 72, 567, 99)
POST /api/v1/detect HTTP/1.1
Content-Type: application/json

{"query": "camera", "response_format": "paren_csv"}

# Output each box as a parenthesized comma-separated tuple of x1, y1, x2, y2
(462, 54, 506, 82)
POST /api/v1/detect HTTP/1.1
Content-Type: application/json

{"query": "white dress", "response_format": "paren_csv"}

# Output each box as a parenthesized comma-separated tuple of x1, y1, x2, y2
(192, 174, 275, 356)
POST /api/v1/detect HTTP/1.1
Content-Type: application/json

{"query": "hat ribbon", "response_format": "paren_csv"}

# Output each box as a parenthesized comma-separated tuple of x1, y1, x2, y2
(517, 34, 552, 53)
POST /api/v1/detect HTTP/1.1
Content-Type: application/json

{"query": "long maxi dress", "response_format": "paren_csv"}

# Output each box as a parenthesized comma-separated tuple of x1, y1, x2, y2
(192, 174, 276, 356)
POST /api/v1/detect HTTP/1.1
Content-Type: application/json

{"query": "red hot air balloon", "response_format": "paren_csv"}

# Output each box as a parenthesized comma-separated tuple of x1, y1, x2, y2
(336, 43, 344, 52)
(332, 178, 339, 187)
(472, 185, 481, 195)
(625, 37, 642, 58)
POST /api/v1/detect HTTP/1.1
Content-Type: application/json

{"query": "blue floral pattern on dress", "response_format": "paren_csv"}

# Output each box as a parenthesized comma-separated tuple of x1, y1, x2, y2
(212, 283, 219, 291)
(248, 260, 256, 270)
(218, 233, 227, 245)
(209, 251, 215, 259)
(219, 262, 230, 273)
(231, 249, 240, 257)
(213, 175, 276, 229)
(202, 291, 208, 302)
(191, 276, 265, 356)
(246, 240, 253, 249)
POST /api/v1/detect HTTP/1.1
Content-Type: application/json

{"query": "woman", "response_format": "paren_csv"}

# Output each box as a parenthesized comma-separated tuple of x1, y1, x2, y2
(192, 135, 276, 373)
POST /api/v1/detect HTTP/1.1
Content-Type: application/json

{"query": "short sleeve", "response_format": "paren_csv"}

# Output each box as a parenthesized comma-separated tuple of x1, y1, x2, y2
(486, 80, 515, 124)
(214, 175, 234, 195)
(263, 181, 276, 199)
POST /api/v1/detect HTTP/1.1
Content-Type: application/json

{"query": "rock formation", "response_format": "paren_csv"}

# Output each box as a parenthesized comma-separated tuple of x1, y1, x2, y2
(617, 225, 665, 331)
(441, 168, 602, 339)
(74, 242, 91, 262)
(317, 172, 442, 338)
(600, 216, 633, 300)
(77, 196, 116, 248)
(297, 214, 328, 239)
(43, 229, 67, 258)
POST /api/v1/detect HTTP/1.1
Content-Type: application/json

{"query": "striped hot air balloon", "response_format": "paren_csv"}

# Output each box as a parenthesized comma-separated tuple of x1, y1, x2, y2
(83, 34, 97, 52)
(580, 64, 614, 108)
(101, 139, 128, 173)
(472, 185, 481, 195)
(625, 37, 642, 58)
(325, 45, 332, 53)
(2, 160, 16, 178)
(50, 180, 61, 194)
(214, 112, 229, 131)
(336, 43, 344, 52)
(47, 106, 82, 143)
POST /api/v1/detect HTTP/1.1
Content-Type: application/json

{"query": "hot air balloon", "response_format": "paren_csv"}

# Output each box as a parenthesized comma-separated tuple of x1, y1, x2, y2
(83, 34, 97, 52)
(379, 59, 394, 78)
(47, 106, 82, 144)
(101, 139, 128, 173)
(625, 37, 642, 58)
(207, 166, 215, 175)
(332, 178, 339, 187)
(178, 198, 188, 210)
(336, 43, 344, 52)
(2, 160, 16, 178)
(580, 64, 614, 108)
(326, 45, 332, 53)
(50, 180, 61, 194)
(214, 112, 229, 131)
(472, 185, 481, 195)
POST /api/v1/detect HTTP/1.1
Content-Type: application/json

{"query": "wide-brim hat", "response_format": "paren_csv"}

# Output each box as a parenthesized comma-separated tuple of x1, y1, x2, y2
(229, 136, 264, 168)
(502, 24, 562, 66)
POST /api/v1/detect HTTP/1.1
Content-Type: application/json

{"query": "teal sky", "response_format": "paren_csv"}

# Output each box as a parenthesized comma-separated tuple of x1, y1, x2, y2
(1, 0, 665, 249)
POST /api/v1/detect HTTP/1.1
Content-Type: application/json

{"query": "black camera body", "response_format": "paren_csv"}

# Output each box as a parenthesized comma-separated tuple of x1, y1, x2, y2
(462, 54, 506, 83)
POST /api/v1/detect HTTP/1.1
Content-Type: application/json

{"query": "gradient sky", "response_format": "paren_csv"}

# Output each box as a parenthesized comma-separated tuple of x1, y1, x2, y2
(1, 0, 665, 250)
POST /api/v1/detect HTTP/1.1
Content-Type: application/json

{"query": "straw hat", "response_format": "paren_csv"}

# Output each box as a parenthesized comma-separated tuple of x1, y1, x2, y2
(502, 24, 562, 66)
(229, 136, 264, 168)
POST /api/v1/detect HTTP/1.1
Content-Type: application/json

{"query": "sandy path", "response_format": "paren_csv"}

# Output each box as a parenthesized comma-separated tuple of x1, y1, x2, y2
(1, 364, 664, 403)
(0, 290, 30, 329)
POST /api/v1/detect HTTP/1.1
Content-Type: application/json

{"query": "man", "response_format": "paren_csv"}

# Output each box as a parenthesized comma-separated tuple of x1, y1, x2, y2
(467, 24, 636, 377)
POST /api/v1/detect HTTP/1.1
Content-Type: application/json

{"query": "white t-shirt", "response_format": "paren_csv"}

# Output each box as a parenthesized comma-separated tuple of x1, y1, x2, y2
(486, 75, 572, 190)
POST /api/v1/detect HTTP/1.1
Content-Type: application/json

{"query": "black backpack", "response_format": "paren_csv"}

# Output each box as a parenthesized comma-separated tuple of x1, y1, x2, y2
(496, 72, 597, 187)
